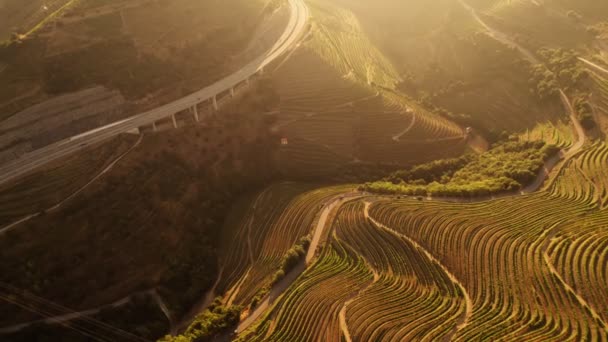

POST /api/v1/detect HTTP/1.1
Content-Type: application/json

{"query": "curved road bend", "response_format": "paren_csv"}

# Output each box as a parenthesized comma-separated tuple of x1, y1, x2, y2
(169, 92, 587, 333)
(236, 192, 361, 334)
(522, 90, 587, 195)
(1, 1, 594, 335)
(0, 0, 309, 186)
(457, 0, 540, 65)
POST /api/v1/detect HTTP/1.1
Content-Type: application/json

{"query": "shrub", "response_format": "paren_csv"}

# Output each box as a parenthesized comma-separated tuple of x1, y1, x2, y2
(362, 141, 559, 197)
(270, 269, 286, 286)
(160, 305, 242, 342)
(270, 236, 312, 286)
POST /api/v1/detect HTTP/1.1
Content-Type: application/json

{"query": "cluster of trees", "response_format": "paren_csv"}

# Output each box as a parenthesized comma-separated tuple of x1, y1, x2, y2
(528, 48, 589, 103)
(385, 155, 474, 185)
(395, 32, 543, 141)
(270, 236, 311, 286)
(539, 48, 588, 89)
(361, 141, 560, 197)
(160, 298, 241, 342)
(529, 64, 560, 101)
(573, 96, 597, 130)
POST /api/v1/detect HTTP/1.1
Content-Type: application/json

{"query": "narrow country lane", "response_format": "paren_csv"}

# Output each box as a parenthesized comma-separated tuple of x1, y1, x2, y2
(363, 202, 473, 333)
(237, 192, 361, 334)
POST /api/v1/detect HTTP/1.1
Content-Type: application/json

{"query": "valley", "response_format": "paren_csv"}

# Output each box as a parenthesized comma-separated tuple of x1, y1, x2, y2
(1, 0, 608, 341)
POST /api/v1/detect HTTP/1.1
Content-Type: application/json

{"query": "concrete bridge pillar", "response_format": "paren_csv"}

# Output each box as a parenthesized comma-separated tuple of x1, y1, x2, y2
(212, 95, 219, 111)
(127, 127, 140, 135)
(259, 66, 265, 75)
(152, 121, 157, 132)
(230, 88, 235, 98)
(172, 114, 178, 128)
(245, 78, 250, 87)
(192, 105, 199, 122)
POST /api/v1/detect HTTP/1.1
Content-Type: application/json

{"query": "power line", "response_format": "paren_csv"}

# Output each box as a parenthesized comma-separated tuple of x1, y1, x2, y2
(0, 282, 151, 341)
(0, 293, 110, 342)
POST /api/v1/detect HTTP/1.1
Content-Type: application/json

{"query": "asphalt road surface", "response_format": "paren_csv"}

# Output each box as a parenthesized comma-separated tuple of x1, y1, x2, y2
(0, 0, 309, 186)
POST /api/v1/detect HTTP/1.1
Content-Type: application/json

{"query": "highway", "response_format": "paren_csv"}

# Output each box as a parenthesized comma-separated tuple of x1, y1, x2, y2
(0, 0, 309, 186)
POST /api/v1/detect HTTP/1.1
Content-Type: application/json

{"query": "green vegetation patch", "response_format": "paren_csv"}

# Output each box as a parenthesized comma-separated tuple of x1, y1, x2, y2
(270, 235, 311, 286)
(362, 140, 559, 197)
(573, 96, 596, 130)
(160, 298, 241, 342)
(536, 48, 588, 93)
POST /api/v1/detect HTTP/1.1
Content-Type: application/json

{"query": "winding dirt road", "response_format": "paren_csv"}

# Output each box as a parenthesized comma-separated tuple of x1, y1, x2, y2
(363, 202, 473, 332)
(1, 1, 595, 338)
(540, 226, 608, 331)
(392, 111, 416, 142)
(458, 0, 540, 65)
(454, 0, 586, 196)
(237, 193, 360, 334)
(0, 0, 310, 334)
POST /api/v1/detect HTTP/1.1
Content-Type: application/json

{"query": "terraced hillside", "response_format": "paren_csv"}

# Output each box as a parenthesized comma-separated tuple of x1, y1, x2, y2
(318, 0, 568, 136)
(519, 120, 574, 148)
(240, 238, 373, 342)
(549, 142, 608, 208)
(218, 183, 353, 308)
(233, 139, 608, 341)
(272, 1, 468, 175)
(335, 202, 466, 341)
(4, 0, 608, 341)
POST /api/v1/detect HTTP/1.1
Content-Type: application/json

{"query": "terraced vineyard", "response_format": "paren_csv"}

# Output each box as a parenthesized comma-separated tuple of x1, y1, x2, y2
(322, 0, 566, 136)
(5, 0, 608, 341)
(546, 211, 608, 326)
(218, 183, 353, 307)
(306, 0, 401, 89)
(520, 120, 574, 148)
(233, 138, 608, 341)
(273, 42, 465, 172)
(240, 238, 372, 342)
(336, 201, 466, 341)
(549, 142, 608, 208)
